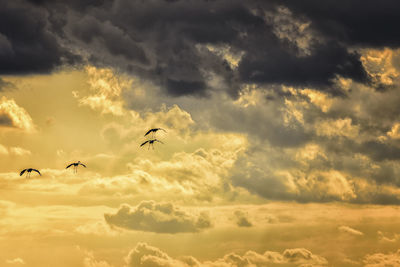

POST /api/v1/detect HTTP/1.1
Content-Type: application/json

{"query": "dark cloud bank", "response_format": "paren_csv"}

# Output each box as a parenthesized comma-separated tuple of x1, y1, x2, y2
(2, 0, 399, 96)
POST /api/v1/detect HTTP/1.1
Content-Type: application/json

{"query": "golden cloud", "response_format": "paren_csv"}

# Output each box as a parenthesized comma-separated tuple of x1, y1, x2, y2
(361, 48, 400, 87)
(123, 243, 328, 267)
(5, 258, 25, 265)
(364, 250, 400, 267)
(315, 118, 359, 138)
(76, 65, 132, 116)
(338, 225, 364, 236)
(0, 96, 35, 132)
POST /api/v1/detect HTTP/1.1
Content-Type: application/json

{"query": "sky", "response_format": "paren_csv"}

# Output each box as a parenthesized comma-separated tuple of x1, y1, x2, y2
(1, 0, 400, 266)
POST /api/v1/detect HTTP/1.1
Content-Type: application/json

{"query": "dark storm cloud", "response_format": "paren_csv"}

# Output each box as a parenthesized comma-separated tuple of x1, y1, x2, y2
(0, 0, 80, 75)
(266, 0, 400, 48)
(239, 41, 368, 88)
(4, 0, 395, 96)
(69, 15, 148, 64)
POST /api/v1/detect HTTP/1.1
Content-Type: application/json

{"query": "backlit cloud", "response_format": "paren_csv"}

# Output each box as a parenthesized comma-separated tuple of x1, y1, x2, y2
(0, 97, 34, 132)
(75, 65, 132, 116)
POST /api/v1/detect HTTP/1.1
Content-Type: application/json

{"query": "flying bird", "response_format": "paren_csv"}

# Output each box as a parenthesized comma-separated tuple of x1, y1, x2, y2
(20, 168, 41, 178)
(144, 128, 166, 138)
(66, 161, 86, 173)
(140, 139, 164, 150)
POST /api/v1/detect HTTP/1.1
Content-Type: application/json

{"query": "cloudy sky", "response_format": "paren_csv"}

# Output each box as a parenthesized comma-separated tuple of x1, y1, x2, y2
(1, 0, 400, 266)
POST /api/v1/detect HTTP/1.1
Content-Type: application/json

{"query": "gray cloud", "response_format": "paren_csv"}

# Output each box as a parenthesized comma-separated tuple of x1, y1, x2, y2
(0, 0, 79, 74)
(6, 0, 397, 95)
(234, 210, 252, 227)
(104, 201, 212, 233)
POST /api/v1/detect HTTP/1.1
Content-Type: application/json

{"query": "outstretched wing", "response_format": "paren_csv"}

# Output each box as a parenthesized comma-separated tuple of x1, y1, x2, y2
(79, 163, 86, 168)
(144, 129, 152, 136)
(66, 163, 74, 169)
(20, 169, 26, 176)
(32, 169, 41, 176)
(158, 128, 166, 132)
(140, 140, 149, 147)
(154, 139, 164, 144)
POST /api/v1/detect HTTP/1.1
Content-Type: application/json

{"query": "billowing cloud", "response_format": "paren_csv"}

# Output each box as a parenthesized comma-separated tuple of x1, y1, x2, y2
(104, 201, 212, 233)
(124, 242, 328, 267)
(75, 65, 132, 116)
(0, 96, 35, 132)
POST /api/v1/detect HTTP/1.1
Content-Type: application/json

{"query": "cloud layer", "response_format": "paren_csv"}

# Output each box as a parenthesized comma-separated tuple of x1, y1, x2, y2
(125, 242, 328, 267)
(5, 0, 400, 96)
(104, 201, 212, 233)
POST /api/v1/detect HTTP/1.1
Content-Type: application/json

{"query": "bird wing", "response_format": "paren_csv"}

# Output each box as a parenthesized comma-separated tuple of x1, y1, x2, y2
(66, 163, 74, 169)
(155, 139, 164, 144)
(79, 163, 87, 168)
(33, 169, 41, 176)
(140, 140, 149, 147)
(144, 129, 152, 136)
(158, 128, 166, 132)
(20, 169, 26, 176)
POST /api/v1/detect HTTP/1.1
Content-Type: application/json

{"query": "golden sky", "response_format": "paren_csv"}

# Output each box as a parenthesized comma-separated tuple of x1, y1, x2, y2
(2, 1, 400, 266)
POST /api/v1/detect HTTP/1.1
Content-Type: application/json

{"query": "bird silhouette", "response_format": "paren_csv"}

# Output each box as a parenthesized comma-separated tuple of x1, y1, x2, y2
(20, 168, 41, 178)
(144, 128, 166, 138)
(66, 161, 86, 173)
(140, 139, 164, 150)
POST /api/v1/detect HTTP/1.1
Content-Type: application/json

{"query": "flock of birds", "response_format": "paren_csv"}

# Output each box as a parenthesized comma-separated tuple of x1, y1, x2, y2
(19, 128, 166, 178)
